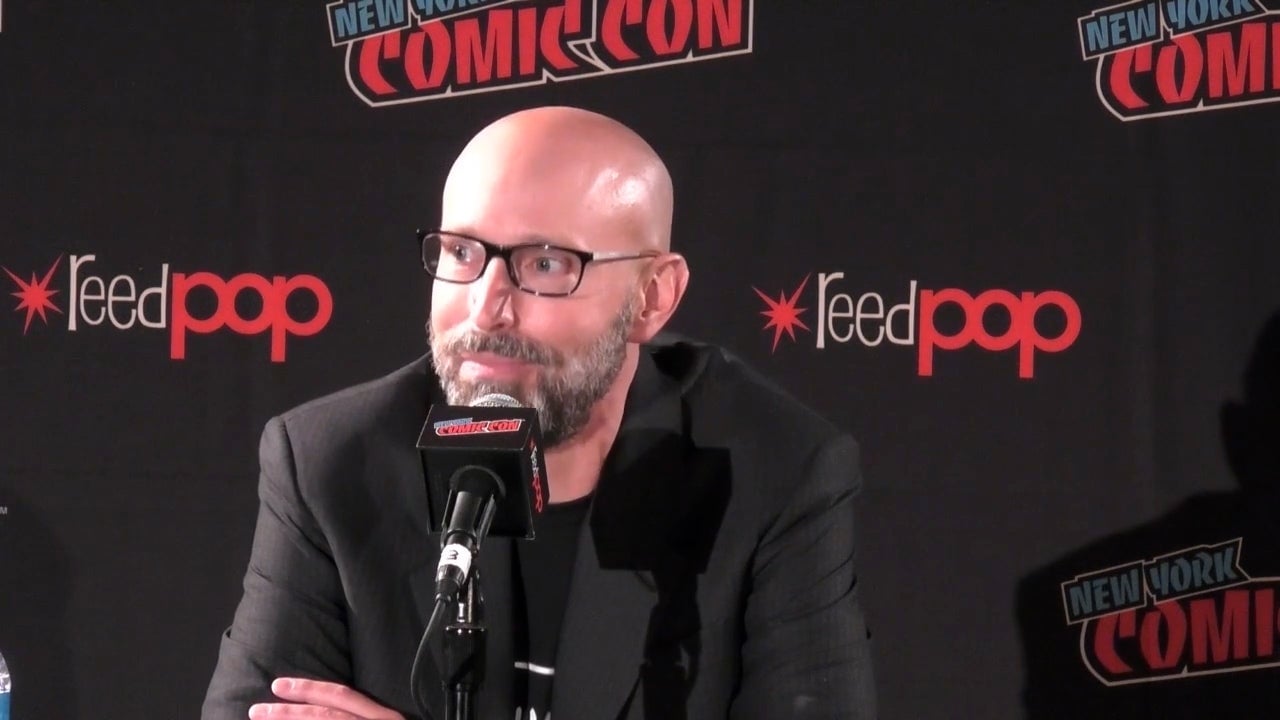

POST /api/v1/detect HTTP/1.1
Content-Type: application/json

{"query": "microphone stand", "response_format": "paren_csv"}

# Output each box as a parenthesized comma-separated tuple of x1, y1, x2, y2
(443, 567, 486, 720)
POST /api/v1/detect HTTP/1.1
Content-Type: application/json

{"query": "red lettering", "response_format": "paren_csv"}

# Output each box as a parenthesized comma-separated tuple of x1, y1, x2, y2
(272, 276, 333, 361)
(170, 273, 333, 362)
(358, 34, 399, 96)
(346, 0, 746, 103)
(1258, 588, 1275, 656)
(405, 21, 452, 90)
(1085, 586, 1280, 682)
(698, 0, 743, 49)
(436, 419, 523, 435)
(1156, 35, 1203, 104)
(1108, 45, 1153, 110)
(541, 2, 583, 71)
(455, 11, 515, 84)
(917, 288, 1081, 379)
(1207, 24, 1266, 98)
(1190, 590, 1250, 665)
(648, 0, 694, 56)
(1273, 22, 1280, 90)
(1140, 601, 1186, 670)
(1092, 610, 1137, 676)
(603, 0, 645, 61)
(518, 7, 538, 75)
(1017, 291, 1083, 378)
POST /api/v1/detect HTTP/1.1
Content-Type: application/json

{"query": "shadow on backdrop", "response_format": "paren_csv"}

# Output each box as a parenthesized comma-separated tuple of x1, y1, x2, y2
(0, 488, 78, 719)
(1016, 309, 1280, 718)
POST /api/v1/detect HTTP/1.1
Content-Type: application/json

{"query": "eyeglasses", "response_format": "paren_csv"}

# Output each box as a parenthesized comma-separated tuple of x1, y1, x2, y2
(417, 229, 661, 297)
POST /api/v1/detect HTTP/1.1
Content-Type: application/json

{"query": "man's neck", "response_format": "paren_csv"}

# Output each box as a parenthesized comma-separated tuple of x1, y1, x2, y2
(543, 347, 638, 504)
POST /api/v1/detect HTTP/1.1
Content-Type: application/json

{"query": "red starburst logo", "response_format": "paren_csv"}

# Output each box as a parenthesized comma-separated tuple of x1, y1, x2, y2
(3, 255, 64, 334)
(752, 273, 812, 352)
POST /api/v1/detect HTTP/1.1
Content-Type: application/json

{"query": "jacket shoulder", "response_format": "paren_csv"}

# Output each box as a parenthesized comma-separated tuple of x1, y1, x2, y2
(649, 334, 849, 455)
(273, 354, 433, 445)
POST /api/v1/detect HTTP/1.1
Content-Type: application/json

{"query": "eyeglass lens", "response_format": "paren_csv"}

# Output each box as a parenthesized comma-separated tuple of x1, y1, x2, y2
(423, 232, 584, 295)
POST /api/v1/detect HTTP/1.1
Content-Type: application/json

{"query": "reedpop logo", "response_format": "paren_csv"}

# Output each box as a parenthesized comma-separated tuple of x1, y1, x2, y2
(3, 254, 333, 362)
(753, 273, 1082, 379)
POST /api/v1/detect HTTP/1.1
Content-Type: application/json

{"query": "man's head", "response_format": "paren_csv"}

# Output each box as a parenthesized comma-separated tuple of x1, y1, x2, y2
(426, 106, 689, 446)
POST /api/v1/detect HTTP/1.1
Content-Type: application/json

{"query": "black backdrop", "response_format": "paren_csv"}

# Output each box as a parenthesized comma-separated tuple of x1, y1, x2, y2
(2, 1, 1279, 718)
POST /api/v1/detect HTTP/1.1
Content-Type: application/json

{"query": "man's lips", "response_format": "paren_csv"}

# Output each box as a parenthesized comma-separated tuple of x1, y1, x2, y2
(458, 352, 533, 379)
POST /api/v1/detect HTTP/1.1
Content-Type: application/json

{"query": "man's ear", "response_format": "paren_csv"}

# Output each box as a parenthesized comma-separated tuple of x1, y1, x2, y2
(629, 253, 690, 343)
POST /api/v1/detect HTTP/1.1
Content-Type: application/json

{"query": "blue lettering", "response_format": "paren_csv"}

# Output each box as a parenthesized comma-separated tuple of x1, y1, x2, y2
(1065, 565, 1148, 621)
(1129, 3, 1159, 42)
(1165, 0, 1259, 31)
(328, 0, 411, 43)
(1080, 3, 1160, 56)
(413, 0, 470, 18)
(1110, 13, 1130, 45)
(1147, 561, 1169, 597)
(1067, 582, 1094, 619)
(1091, 577, 1113, 610)
(374, 0, 405, 28)
(1193, 552, 1216, 587)
(357, 0, 376, 33)
(1082, 16, 1112, 53)
(331, 2, 360, 40)
(1112, 567, 1143, 607)
(1216, 545, 1241, 582)
(1187, 0, 1208, 26)
(1170, 557, 1193, 592)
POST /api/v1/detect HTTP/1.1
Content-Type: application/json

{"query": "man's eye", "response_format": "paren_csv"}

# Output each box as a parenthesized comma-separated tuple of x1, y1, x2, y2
(524, 252, 572, 275)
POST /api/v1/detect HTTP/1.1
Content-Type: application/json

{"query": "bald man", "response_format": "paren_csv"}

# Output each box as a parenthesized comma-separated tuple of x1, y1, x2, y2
(201, 106, 877, 720)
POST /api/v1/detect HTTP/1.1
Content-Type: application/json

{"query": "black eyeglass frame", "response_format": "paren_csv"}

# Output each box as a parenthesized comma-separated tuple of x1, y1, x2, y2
(416, 228, 661, 297)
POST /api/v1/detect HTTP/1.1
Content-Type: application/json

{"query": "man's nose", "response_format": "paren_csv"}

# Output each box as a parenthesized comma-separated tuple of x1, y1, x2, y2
(467, 257, 516, 332)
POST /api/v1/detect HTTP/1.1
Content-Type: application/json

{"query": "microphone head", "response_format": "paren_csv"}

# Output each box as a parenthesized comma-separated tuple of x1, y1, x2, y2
(418, 392, 547, 540)
(472, 392, 521, 408)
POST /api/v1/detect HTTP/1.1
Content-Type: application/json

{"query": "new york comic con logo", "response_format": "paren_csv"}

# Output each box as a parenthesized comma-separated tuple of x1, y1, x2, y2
(325, 0, 752, 106)
(1078, 0, 1280, 119)
(752, 273, 1082, 379)
(2, 254, 333, 362)
(433, 417, 525, 435)
(1061, 539, 1280, 684)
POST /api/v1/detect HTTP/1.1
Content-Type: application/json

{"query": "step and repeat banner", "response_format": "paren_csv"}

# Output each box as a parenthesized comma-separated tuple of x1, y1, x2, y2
(2, 1, 1278, 718)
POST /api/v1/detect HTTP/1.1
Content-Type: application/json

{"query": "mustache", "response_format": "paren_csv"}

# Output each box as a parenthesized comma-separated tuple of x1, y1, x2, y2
(437, 328, 560, 366)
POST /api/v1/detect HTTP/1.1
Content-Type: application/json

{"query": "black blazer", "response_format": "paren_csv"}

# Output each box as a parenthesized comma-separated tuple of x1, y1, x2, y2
(201, 336, 877, 719)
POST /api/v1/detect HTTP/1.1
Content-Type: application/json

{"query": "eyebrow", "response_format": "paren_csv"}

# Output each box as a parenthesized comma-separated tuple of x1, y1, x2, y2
(449, 227, 583, 251)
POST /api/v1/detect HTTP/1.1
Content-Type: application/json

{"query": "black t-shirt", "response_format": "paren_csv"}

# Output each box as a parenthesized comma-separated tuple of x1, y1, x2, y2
(512, 493, 590, 720)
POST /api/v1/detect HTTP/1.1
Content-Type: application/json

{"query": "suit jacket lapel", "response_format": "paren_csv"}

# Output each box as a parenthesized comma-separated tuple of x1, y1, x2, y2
(551, 350, 688, 719)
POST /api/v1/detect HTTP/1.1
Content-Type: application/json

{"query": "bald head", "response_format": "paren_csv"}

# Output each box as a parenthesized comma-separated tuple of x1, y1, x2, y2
(442, 106, 674, 254)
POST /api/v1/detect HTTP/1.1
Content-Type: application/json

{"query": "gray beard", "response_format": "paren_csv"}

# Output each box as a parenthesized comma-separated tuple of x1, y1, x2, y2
(428, 299, 636, 447)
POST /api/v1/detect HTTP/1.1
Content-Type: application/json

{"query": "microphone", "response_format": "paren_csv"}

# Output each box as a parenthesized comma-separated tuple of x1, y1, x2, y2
(417, 392, 547, 605)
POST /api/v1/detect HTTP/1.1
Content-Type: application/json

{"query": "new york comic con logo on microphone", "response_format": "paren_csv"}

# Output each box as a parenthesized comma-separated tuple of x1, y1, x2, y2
(324, 0, 752, 106)
(1061, 539, 1280, 684)
(433, 417, 526, 435)
(1078, 0, 1280, 120)
(2, 253, 333, 362)
(752, 273, 1082, 379)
